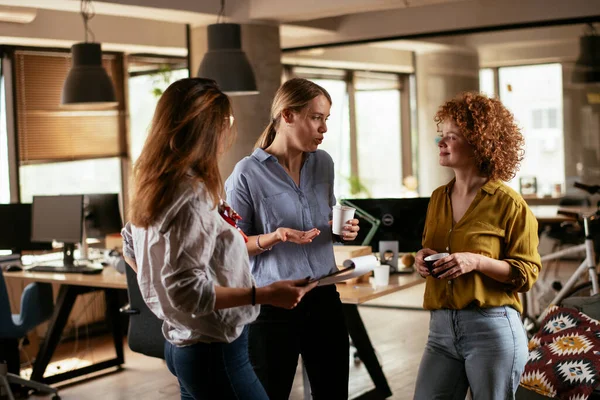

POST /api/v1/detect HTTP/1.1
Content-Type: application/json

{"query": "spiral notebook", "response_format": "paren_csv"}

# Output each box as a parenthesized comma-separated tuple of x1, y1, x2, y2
(310, 255, 378, 286)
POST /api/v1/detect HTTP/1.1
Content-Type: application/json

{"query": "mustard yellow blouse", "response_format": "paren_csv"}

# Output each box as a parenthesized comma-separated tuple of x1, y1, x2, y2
(421, 179, 541, 313)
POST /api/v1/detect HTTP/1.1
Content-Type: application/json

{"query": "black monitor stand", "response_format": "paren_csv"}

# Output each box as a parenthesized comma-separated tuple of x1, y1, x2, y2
(63, 243, 76, 267)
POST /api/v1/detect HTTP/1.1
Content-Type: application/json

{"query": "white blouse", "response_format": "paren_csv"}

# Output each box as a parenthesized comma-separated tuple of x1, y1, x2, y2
(121, 181, 259, 346)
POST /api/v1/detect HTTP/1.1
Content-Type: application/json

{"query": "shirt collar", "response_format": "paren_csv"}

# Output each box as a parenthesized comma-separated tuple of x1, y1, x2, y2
(252, 148, 275, 163)
(443, 178, 501, 195)
(251, 148, 315, 164)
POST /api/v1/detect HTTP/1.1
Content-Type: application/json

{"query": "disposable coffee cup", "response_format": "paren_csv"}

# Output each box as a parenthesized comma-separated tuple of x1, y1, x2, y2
(424, 252, 449, 278)
(332, 205, 356, 235)
(373, 264, 390, 286)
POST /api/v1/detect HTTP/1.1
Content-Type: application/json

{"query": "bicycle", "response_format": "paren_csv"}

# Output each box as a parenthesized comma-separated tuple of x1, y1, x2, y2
(521, 182, 600, 333)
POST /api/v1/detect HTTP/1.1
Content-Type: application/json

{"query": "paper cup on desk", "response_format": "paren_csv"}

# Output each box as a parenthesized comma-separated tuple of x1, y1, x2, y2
(332, 205, 356, 235)
(373, 264, 390, 286)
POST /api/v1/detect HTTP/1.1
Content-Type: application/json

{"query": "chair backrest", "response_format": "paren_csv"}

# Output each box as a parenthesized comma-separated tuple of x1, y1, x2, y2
(0, 270, 53, 338)
(124, 263, 165, 359)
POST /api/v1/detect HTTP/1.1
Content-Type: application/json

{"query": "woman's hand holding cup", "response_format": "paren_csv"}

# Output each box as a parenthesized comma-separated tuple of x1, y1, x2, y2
(416, 248, 437, 278)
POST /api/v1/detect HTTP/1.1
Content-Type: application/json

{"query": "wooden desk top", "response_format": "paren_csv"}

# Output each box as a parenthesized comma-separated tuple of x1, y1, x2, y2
(336, 272, 424, 305)
(3, 266, 127, 290)
(4, 266, 423, 305)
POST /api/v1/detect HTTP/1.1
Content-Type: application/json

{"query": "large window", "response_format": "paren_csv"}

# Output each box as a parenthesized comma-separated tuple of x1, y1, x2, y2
(355, 72, 402, 197)
(498, 64, 564, 197)
(19, 158, 122, 203)
(479, 68, 496, 98)
(128, 62, 188, 164)
(14, 49, 126, 200)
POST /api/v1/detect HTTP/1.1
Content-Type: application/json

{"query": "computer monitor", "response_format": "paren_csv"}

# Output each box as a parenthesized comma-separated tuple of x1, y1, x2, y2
(84, 193, 123, 239)
(0, 203, 53, 253)
(31, 195, 84, 267)
(342, 197, 431, 253)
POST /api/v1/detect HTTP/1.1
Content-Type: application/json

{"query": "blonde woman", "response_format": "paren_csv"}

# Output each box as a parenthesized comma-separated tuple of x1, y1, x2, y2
(226, 78, 359, 400)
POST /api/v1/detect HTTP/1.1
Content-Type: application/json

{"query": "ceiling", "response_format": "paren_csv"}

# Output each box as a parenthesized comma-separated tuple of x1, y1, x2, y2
(0, 0, 597, 51)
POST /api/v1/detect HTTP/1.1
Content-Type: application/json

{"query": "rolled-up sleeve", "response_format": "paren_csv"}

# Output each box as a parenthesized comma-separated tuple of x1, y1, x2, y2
(503, 203, 541, 292)
(160, 206, 216, 316)
(121, 222, 136, 261)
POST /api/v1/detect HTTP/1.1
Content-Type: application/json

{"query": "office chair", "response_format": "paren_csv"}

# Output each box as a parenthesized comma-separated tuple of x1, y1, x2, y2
(0, 270, 60, 400)
(121, 263, 165, 359)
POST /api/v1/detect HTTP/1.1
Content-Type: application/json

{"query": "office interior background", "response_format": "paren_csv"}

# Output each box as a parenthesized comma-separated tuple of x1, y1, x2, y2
(0, 0, 599, 399)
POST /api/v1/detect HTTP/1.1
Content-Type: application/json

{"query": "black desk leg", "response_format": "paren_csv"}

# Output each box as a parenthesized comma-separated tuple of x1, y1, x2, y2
(31, 285, 80, 382)
(31, 285, 126, 385)
(104, 289, 124, 365)
(343, 304, 392, 400)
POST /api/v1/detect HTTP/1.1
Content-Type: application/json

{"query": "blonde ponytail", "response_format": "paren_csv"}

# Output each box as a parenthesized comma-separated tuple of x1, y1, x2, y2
(255, 119, 277, 149)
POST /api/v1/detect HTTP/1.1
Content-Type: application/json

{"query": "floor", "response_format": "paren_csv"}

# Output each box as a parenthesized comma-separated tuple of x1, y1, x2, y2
(24, 283, 429, 400)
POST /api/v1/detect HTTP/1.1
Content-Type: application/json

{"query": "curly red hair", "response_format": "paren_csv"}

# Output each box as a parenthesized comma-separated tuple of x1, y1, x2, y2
(434, 92, 524, 182)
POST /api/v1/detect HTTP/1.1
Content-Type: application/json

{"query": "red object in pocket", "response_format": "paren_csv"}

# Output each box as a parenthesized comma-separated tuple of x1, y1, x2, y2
(219, 201, 249, 243)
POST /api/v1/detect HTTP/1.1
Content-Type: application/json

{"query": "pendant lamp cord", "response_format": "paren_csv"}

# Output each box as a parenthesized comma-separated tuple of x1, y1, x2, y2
(80, 0, 96, 43)
(216, 0, 225, 24)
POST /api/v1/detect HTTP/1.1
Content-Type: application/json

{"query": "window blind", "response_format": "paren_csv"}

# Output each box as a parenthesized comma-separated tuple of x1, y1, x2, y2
(14, 50, 125, 164)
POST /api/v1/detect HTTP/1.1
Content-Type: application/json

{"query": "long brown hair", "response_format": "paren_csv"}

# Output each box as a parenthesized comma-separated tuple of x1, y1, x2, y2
(130, 78, 234, 228)
(255, 78, 331, 149)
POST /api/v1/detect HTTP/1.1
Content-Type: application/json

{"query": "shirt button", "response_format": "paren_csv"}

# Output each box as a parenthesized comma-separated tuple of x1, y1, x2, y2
(445, 246, 449, 251)
(533, 267, 538, 273)
(448, 280, 452, 284)
(449, 229, 452, 232)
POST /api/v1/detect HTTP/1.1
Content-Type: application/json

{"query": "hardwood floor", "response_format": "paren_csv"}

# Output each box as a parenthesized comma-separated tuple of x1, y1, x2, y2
(26, 283, 429, 400)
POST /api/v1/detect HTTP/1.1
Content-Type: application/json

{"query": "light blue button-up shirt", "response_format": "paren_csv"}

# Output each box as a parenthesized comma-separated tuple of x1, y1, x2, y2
(225, 148, 337, 286)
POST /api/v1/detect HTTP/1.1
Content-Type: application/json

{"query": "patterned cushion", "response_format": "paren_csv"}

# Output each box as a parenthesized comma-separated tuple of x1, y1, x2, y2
(520, 306, 600, 399)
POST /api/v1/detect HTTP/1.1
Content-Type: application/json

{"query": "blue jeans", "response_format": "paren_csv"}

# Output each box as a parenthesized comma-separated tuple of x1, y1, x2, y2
(414, 306, 528, 400)
(164, 327, 268, 400)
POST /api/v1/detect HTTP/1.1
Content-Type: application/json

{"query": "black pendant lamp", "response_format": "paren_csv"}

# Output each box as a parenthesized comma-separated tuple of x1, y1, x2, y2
(197, 0, 258, 96)
(61, 0, 117, 108)
(572, 24, 600, 85)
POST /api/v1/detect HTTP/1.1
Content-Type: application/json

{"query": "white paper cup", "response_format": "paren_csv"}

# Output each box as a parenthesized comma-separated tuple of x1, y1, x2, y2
(373, 264, 390, 286)
(332, 205, 356, 235)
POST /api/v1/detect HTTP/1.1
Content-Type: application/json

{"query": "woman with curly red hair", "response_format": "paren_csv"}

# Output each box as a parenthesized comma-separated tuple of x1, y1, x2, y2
(413, 92, 541, 399)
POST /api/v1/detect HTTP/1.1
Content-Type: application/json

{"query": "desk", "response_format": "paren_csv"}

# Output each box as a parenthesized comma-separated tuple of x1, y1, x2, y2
(3, 267, 126, 384)
(5, 267, 423, 398)
(333, 273, 424, 400)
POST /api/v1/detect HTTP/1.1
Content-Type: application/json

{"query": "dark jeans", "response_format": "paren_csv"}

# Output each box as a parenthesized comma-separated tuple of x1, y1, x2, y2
(164, 327, 268, 400)
(248, 285, 349, 400)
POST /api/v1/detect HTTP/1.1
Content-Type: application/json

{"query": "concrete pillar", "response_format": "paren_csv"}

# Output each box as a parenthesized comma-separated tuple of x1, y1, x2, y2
(190, 23, 282, 181)
(415, 49, 480, 196)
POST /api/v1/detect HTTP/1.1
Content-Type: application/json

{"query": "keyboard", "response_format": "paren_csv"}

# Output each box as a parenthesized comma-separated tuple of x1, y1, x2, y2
(26, 264, 103, 275)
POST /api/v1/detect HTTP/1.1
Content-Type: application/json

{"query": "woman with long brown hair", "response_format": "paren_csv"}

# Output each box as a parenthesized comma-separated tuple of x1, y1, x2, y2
(225, 78, 360, 399)
(121, 78, 317, 400)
